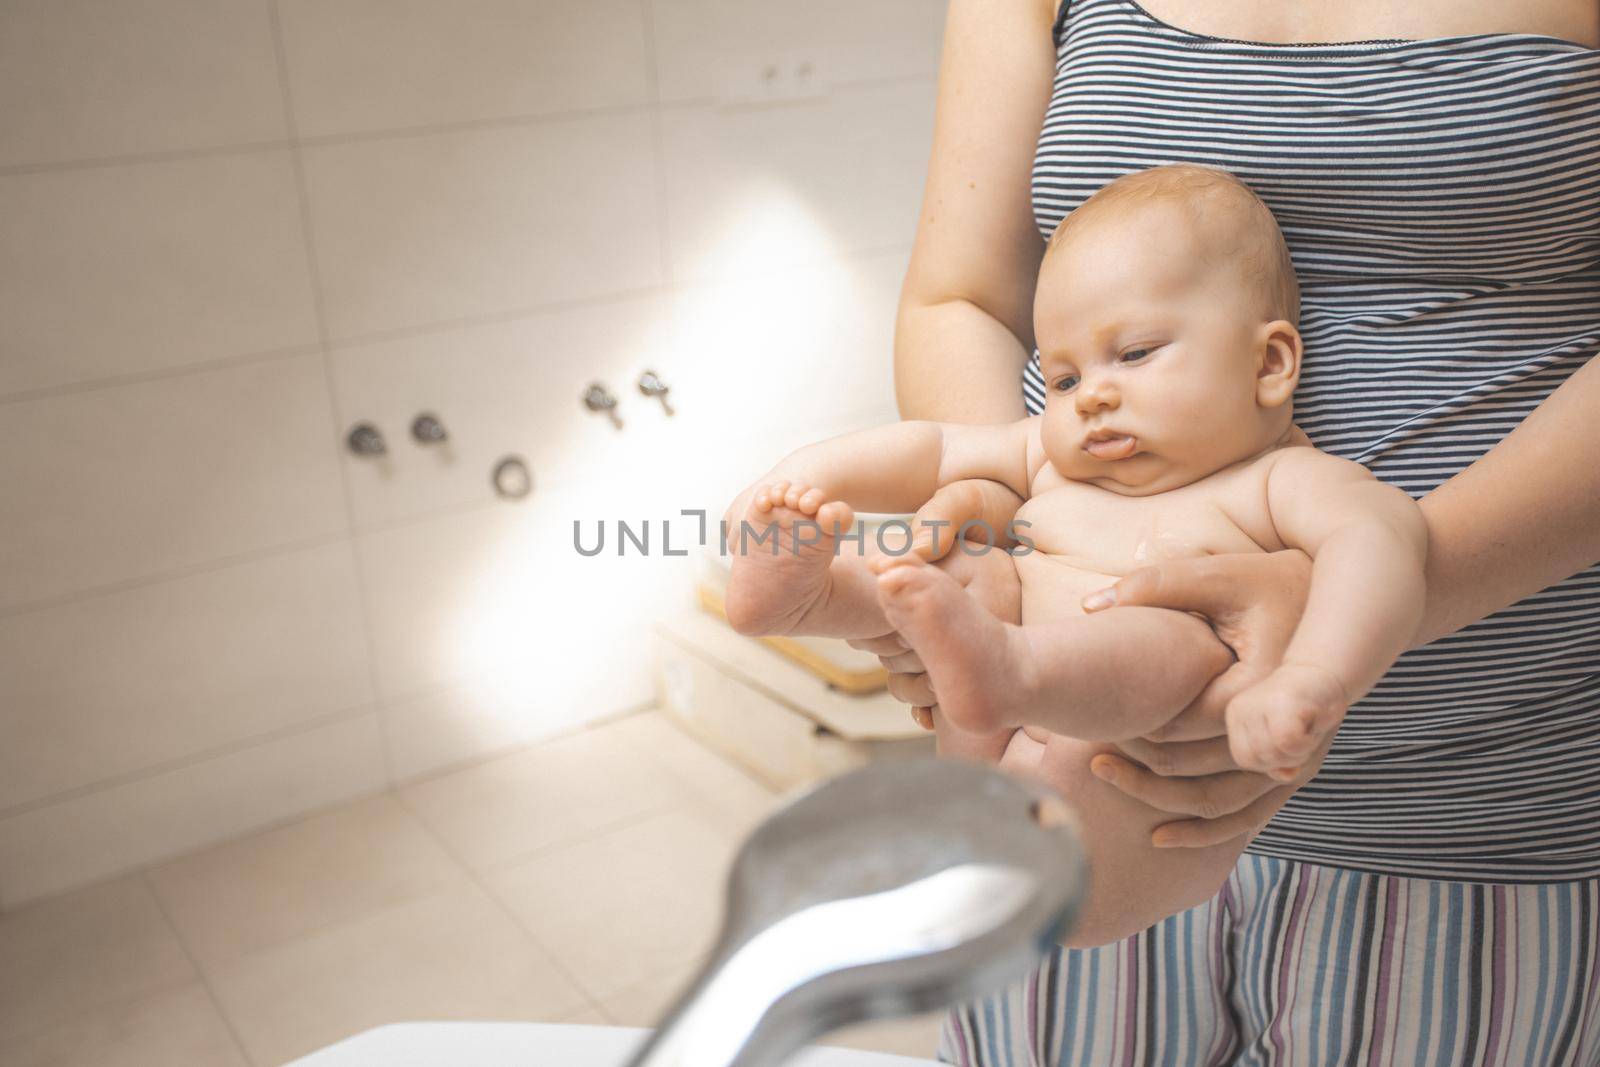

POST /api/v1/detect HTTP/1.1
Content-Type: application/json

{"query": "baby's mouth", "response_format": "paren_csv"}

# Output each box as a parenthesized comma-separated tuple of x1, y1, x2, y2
(1084, 433, 1138, 460)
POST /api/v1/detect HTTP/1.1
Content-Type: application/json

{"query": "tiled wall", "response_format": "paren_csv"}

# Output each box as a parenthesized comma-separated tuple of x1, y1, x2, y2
(0, 0, 942, 910)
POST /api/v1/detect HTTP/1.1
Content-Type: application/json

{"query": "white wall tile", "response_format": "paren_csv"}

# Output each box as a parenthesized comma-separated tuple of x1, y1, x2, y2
(330, 294, 671, 528)
(0, 151, 319, 396)
(0, 0, 286, 169)
(660, 81, 935, 284)
(0, 542, 373, 811)
(650, 0, 945, 104)
(665, 248, 907, 490)
(0, 354, 348, 610)
(384, 684, 564, 784)
(357, 482, 690, 709)
(302, 116, 662, 340)
(0, 714, 386, 909)
(278, 0, 651, 139)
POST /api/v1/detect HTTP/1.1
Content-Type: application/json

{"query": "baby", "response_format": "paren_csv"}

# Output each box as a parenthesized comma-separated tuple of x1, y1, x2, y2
(723, 163, 1428, 944)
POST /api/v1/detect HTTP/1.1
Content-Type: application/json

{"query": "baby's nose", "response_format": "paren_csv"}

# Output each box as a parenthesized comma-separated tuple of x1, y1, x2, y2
(1075, 376, 1120, 411)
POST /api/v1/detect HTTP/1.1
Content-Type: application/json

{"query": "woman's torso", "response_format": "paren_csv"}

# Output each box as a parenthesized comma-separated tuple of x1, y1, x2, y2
(1026, 0, 1600, 882)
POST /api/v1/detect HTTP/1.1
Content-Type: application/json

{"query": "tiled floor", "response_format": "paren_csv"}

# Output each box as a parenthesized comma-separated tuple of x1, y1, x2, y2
(0, 710, 946, 1065)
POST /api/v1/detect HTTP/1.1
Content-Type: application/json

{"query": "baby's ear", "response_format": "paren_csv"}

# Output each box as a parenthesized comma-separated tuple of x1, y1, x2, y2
(1255, 320, 1302, 409)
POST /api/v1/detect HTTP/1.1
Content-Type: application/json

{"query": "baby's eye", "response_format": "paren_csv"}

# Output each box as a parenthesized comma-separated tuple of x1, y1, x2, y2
(1119, 347, 1154, 363)
(1052, 375, 1079, 392)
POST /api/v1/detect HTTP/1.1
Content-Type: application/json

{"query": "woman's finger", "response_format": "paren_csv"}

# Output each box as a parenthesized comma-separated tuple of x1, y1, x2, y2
(880, 649, 926, 674)
(887, 671, 936, 707)
(1082, 555, 1237, 615)
(1090, 756, 1276, 820)
(846, 633, 909, 656)
(1111, 735, 1238, 776)
(1149, 784, 1297, 848)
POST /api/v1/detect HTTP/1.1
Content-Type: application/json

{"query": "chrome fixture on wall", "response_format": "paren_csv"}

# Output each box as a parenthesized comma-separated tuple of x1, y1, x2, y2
(346, 422, 387, 456)
(583, 382, 623, 429)
(638, 369, 675, 416)
(491, 455, 533, 500)
(411, 412, 448, 443)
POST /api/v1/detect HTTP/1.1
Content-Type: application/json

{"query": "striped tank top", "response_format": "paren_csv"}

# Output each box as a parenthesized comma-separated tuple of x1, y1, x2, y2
(1023, 0, 1600, 882)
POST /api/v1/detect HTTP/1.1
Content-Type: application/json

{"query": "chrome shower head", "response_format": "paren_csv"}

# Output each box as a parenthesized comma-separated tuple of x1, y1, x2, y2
(622, 758, 1088, 1067)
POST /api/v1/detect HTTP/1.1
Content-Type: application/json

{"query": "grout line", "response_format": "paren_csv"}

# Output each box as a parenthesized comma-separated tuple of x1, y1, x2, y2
(0, 703, 379, 822)
(393, 786, 609, 1020)
(142, 871, 261, 1066)
(638, 0, 677, 290)
(0, 528, 351, 620)
(0, 241, 912, 415)
(0, 139, 292, 178)
(390, 699, 655, 793)
(0, 71, 936, 180)
(266, 0, 397, 789)
(0, 343, 321, 408)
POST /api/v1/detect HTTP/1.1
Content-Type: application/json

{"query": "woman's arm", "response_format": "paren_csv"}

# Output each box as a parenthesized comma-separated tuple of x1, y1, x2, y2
(895, 0, 1057, 424)
(1409, 349, 1600, 647)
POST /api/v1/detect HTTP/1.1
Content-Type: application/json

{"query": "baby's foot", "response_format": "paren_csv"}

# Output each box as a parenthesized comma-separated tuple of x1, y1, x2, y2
(1224, 662, 1350, 780)
(875, 559, 1033, 736)
(723, 482, 854, 636)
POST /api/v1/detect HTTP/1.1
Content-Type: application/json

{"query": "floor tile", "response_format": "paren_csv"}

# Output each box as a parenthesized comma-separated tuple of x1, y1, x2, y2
(595, 957, 701, 1027)
(400, 721, 685, 871)
(149, 794, 466, 971)
(0, 983, 247, 1067)
(603, 710, 784, 840)
(486, 807, 735, 1000)
(820, 1013, 945, 1060)
(0, 877, 194, 1045)
(208, 882, 588, 1066)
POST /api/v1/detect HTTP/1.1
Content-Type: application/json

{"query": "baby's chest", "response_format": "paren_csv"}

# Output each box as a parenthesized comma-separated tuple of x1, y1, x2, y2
(1017, 486, 1266, 572)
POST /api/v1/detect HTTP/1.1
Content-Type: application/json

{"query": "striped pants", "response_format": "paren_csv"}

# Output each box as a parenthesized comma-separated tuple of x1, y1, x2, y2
(937, 855, 1600, 1066)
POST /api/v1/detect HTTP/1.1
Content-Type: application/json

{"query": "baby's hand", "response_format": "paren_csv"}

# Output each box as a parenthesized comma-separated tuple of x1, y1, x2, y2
(1224, 662, 1350, 781)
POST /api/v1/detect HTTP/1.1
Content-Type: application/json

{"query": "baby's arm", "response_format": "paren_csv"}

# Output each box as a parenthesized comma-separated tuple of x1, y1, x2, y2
(754, 418, 1036, 513)
(721, 421, 1034, 638)
(1228, 447, 1429, 775)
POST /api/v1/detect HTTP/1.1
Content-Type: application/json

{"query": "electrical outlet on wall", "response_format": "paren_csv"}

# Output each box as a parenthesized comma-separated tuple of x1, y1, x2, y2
(718, 52, 827, 107)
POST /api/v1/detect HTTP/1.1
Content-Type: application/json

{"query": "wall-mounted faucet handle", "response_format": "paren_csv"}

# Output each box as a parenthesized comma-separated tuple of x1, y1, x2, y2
(637, 370, 675, 416)
(583, 382, 623, 429)
(411, 412, 448, 444)
(347, 422, 387, 456)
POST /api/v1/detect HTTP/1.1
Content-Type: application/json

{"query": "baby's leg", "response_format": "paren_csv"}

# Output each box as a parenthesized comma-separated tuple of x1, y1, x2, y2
(877, 562, 1233, 742)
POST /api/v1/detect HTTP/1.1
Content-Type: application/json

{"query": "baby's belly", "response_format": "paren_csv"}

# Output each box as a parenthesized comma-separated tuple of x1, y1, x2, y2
(1013, 550, 1128, 625)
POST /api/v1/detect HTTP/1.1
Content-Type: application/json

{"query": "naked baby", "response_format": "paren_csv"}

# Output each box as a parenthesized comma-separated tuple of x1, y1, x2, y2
(722, 163, 1429, 945)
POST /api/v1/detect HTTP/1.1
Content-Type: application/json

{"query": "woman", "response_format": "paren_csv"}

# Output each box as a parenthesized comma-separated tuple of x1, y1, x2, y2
(875, 0, 1600, 1061)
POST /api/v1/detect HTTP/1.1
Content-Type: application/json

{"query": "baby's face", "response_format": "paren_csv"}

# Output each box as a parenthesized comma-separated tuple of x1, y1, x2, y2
(1034, 203, 1293, 496)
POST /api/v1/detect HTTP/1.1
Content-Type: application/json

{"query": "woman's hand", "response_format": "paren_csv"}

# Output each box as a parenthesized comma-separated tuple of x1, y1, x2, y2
(1080, 549, 1317, 846)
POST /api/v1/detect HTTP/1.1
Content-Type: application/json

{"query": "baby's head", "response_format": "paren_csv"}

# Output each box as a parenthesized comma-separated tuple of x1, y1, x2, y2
(1035, 163, 1303, 495)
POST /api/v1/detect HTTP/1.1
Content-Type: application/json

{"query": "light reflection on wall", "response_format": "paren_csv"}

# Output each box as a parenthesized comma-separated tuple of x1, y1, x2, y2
(441, 180, 866, 740)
